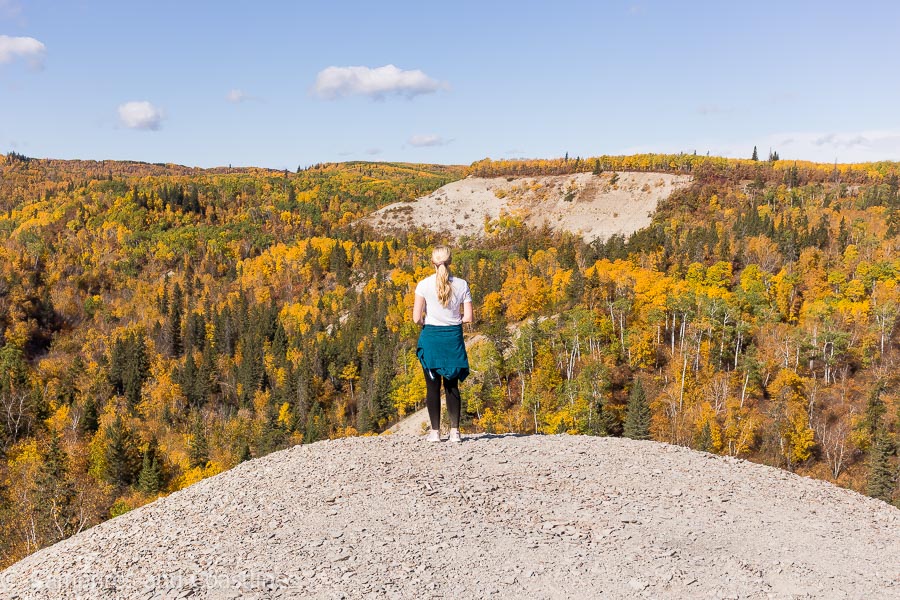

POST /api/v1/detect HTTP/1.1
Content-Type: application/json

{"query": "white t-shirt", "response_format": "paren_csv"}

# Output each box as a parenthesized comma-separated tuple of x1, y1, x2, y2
(415, 274, 472, 326)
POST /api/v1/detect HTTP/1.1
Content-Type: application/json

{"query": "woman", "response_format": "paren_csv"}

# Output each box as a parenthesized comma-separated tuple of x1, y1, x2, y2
(413, 246, 473, 443)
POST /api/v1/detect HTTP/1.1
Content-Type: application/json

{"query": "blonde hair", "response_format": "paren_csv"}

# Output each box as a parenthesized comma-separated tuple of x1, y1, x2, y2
(432, 246, 452, 307)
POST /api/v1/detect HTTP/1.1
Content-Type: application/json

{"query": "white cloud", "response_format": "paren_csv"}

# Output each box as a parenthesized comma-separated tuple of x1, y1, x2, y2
(408, 134, 451, 147)
(312, 64, 447, 100)
(117, 101, 164, 131)
(226, 89, 248, 103)
(226, 88, 263, 103)
(0, 35, 45, 68)
(365, 148, 382, 155)
(757, 129, 900, 162)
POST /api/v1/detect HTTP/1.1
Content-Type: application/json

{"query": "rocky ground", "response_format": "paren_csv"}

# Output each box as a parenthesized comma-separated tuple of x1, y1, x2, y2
(2, 433, 898, 599)
(363, 172, 691, 243)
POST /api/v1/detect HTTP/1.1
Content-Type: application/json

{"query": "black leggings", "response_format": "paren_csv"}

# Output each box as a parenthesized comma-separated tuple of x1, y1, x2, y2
(423, 368, 461, 430)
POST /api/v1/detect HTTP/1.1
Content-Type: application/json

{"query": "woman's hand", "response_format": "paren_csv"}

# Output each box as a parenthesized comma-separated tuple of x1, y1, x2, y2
(412, 294, 426, 326)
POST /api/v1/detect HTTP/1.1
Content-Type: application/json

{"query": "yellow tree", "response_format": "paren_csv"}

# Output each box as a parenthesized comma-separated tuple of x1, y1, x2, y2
(768, 369, 816, 469)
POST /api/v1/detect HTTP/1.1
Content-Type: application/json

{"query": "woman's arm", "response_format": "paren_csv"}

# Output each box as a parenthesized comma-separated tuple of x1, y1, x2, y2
(461, 301, 473, 324)
(413, 294, 426, 325)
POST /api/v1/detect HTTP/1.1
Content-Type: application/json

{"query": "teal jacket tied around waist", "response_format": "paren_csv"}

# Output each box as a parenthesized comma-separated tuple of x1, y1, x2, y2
(416, 324, 470, 382)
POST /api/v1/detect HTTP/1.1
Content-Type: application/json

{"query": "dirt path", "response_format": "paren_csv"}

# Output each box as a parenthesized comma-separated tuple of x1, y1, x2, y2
(386, 407, 429, 436)
(3, 434, 898, 599)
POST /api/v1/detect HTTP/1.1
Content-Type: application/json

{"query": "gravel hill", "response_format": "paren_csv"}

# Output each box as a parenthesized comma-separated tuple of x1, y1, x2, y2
(364, 172, 691, 242)
(2, 434, 898, 599)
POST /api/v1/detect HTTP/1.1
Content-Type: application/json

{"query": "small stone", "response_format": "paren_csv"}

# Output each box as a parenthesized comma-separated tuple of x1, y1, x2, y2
(628, 579, 648, 591)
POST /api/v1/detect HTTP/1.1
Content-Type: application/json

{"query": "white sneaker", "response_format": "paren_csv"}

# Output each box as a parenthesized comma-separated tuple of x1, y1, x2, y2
(426, 429, 441, 442)
(448, 428, 461, 443)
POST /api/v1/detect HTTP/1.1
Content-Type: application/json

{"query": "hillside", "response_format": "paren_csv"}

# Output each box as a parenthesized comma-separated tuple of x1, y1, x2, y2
(1, 152, 900, 570)
(2, 434, 898, 599)
(364, 172, 691, 242)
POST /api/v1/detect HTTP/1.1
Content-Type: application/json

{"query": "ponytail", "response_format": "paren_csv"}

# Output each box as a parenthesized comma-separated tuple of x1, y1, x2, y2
(436, 263, 451, 307)
(432, 245, 453, 307)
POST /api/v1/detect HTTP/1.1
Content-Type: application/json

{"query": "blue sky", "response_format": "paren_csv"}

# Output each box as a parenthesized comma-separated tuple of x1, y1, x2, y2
(1, 0, 899, 169)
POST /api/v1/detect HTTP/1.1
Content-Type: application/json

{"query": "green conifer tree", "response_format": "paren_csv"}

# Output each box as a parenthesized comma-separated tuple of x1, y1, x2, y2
(80, 396, 99, 434)
(590, 396, 618, 437)
(862, 383, 886, 435)
(330, 243, 350, 285)
(36, 432, 78, 540)
(168, 282, 184, 357)
(623, 378, 651, 440)
(103, 414, 141, 487)
(188, 416, 209, 469)
(137, 437, 162, 495)
(238, 441, 252, 463)
(696, 422, 713, 452)
(866, 429, 896, 504)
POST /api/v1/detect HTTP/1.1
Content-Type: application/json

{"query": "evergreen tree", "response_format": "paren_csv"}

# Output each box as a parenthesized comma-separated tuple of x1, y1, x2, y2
(238, 441, 252, 463)
(194, 345, 215, 406)
(856, 382, 886, 447)
(103, 414, 141, 487)
(180, 351, 201, 408)
(36, 432, 78, 541)
(256, 410, 283, 456)
(623, 378, 651, 440)
(837, 217, 850, 250)
(330, 243, 350, 285)
(158, 282, 169, 315)
(167, 282, 184, 357)
(79, 396, 99, 434)
(589, 396, 618, 436)
(565, 267, 585, 305)
(137, 437, 162, 495)
(272, 319, 288, 360)
(185, 312, 205, 353)
(866, 429, 896, 504)
(696, 422, 713, 452)
(751, 146, 759, 161)
(109, 331, 150, 407)
(188, 416, 209, 469)
(304, 402, 326, 444)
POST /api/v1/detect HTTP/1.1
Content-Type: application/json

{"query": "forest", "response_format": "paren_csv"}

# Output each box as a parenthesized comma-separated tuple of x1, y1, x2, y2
(0, 151, 897, 568)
